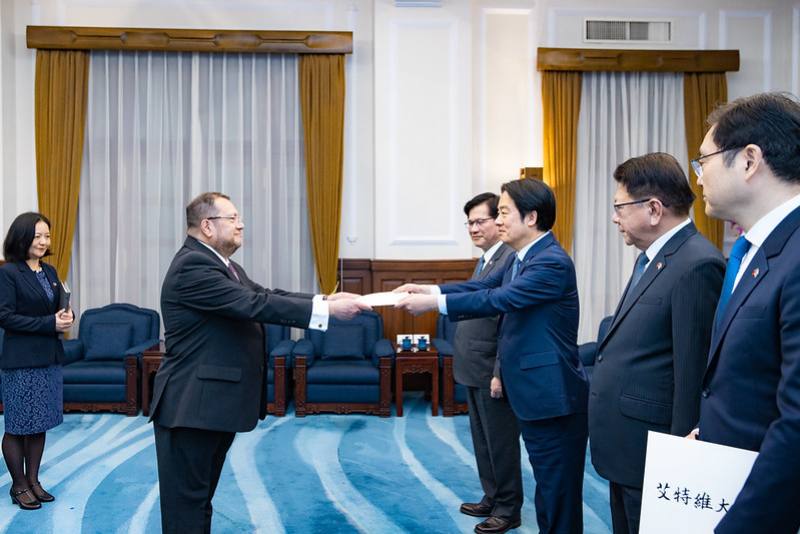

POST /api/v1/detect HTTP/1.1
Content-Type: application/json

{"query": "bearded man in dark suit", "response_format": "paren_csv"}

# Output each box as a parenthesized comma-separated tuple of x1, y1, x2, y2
(150, 192, 369, 533)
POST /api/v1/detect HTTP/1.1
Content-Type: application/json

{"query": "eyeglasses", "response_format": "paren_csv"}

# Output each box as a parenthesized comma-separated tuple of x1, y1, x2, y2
(612, 198, 652, 214)
(690, 147, 741, 178)
(207, 215, 242, 224)
(464, 217, 494, 228)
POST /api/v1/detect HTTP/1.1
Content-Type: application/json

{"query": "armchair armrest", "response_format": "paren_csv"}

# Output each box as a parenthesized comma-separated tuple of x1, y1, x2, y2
(371, 339, 395, 366)
(269, 339, 296, 368)
(292, 339, 315, 367)
(125, 339, 161, 361)
(432, 337, 454, 366)
(62, 339, 84, 365)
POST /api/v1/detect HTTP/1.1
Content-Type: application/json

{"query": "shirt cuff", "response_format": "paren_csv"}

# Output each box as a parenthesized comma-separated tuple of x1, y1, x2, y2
(309, 295, 329, 331)
(430, 285, 442, 295)
(437, 294, 448, 315)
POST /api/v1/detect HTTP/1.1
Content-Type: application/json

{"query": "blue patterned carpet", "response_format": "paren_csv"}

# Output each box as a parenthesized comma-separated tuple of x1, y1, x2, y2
(0, 395, 612, 533)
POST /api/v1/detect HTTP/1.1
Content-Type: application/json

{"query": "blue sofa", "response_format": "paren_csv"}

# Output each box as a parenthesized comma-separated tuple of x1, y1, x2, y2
(62, 303, 160, 415)
(292, 311, 394, 417)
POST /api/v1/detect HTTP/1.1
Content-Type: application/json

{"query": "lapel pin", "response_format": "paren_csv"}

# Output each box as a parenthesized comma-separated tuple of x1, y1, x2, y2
(752, 268, 759, 278)
(656, 262, 663, 270)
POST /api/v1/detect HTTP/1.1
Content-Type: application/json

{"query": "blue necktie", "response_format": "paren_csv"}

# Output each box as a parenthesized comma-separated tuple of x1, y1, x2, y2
(472, 256, 486, 278)
(511, 257, 522, 280)
(714, 236, 752, 326)
(629, 252, 649, 290)
(620, 252, 649, 309)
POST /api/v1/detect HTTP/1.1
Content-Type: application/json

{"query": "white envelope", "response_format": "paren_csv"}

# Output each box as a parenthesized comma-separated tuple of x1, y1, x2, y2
(356, 291, 409, 307)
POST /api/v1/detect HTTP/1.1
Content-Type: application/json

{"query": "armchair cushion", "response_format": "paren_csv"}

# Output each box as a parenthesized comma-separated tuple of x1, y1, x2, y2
(84, 323, 134, 360)
(321, 325, 365, 359)
(62, 360, 128, 384)
(306, 360, 380, 385)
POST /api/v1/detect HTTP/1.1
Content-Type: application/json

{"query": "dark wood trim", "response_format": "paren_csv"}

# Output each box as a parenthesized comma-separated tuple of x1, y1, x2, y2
(537, 47, 739, 73)
(441, 356, 468, 417)
(267, 356, 287, 417)
(27, 26, 352, 54)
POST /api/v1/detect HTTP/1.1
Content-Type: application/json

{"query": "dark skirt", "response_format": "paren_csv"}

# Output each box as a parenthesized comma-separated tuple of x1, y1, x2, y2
(1, 364, 63, 435)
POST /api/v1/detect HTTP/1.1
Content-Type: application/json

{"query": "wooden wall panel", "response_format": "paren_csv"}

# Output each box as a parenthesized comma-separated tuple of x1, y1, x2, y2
(339, 258, 475, 343)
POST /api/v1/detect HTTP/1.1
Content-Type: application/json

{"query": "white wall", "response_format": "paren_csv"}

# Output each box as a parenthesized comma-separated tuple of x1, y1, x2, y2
(1, 0, 798, 259)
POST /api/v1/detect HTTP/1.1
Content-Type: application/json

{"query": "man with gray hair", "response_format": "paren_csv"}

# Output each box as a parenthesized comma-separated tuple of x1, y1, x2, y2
(150, 192, 369, 533)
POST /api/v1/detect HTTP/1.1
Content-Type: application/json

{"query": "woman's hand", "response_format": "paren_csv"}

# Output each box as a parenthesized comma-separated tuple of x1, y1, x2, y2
(55, 308, 74, 332)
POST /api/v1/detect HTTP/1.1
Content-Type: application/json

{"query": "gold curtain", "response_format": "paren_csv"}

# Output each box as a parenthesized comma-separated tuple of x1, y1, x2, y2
(683, 72, 727, 248)
(541, 71, 582, 254)
(299, 54, 346, 294)
(34, 50, 89, 280)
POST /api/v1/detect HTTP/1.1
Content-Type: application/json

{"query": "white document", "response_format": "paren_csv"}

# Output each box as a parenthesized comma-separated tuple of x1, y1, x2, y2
(357, 291, 409, 307)
(640, 431, 758, 534)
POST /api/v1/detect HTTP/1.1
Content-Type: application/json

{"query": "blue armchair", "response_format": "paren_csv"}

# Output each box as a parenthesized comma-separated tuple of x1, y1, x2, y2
(265, 324, 295, 416)
(578, 315, 613, 381)
(433, 315, 469, 416)
(62, 303, 160, 415)
(292, 311, 394, 417)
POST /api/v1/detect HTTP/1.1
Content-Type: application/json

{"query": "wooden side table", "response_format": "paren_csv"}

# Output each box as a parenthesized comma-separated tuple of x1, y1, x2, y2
(395, 348, 439, 417)
(141, 342, 165, 417)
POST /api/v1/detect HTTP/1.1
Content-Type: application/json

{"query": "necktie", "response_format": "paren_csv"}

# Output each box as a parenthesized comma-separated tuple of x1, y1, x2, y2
(620, 252, 649, 310)
(511, 257, 522, 280)
(227, 262, 241, 283)
(472, 256, 486, 278)
(714, 236, 752, 326)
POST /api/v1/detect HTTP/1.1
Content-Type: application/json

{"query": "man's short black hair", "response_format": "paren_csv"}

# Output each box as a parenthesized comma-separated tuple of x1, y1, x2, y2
(500, 178, 556, 231)
(3, 212, 52, 263)
(708, 92, 800, 183)
(613, 152, 695, 216)
(186, 192, 230, 229)
(463, 192, 499, 218)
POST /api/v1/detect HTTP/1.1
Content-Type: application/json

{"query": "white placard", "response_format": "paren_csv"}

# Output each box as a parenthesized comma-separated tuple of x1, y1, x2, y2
(640, 431, 758, 534)
(357, 291, 409, 307)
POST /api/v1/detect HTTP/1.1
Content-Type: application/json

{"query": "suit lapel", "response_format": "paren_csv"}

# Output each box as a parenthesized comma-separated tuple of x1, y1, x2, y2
(185, 236, 239, 282)
(479, 244, 511, 281)
(600, 223, 696, 349)
(514, 233, 555, 280)
(705, 205, 800, 372)
(17, 261, 52, 309)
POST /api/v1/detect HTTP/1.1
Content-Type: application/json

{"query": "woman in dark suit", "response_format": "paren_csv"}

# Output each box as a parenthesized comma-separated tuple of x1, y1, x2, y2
(0, 212, 73, 510)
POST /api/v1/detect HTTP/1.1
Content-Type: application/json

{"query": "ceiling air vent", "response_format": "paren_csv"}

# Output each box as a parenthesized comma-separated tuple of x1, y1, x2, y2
(584, 19, 672, 43)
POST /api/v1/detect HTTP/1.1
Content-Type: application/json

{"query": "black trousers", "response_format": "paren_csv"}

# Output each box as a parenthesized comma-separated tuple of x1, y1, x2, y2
(518, 412, 588, 534)
(153, 423, 236, 534)
(609, 481, 642, 534)
(465, 385, 524, 520)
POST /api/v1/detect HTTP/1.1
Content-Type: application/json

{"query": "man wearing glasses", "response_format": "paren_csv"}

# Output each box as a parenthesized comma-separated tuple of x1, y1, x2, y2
(692, 93, 800, 534)
(589, 152, 724, 534)
(450, 192, 522, 534)
(150, 192, 369, 533)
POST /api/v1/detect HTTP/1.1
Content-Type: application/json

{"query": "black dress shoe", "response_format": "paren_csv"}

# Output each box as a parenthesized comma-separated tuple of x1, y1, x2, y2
(30, 482, 55, 503)
(460, 502, 493, 517)
(474, 516, 521, 534)
(9, 488, 41, 510)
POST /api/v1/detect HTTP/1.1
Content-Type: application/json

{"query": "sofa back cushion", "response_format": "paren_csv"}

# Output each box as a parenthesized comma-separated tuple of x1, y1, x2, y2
(84, 323, 134, 360)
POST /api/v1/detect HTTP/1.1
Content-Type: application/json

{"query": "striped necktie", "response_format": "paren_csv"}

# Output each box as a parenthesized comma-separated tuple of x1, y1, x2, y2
(472, 256, 486, 278)
(511, 257, 522, 280)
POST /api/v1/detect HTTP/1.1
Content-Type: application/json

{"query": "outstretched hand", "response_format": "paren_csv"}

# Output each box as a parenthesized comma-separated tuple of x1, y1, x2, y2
(326, 291, 361, 302)
(329, 298, 371, 321)
(395, 294, 438, 316)
(394, 283, 431, 295)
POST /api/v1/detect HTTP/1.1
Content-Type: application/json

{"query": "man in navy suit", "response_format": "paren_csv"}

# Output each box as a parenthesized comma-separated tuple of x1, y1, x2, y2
(692, 92, 800, 533)
(398, 178, 589, 534)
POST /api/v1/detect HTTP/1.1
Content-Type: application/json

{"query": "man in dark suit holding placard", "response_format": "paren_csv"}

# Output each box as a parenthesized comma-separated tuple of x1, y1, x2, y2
(151, 192, 369, 533)
(588, 153, 724, 534)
